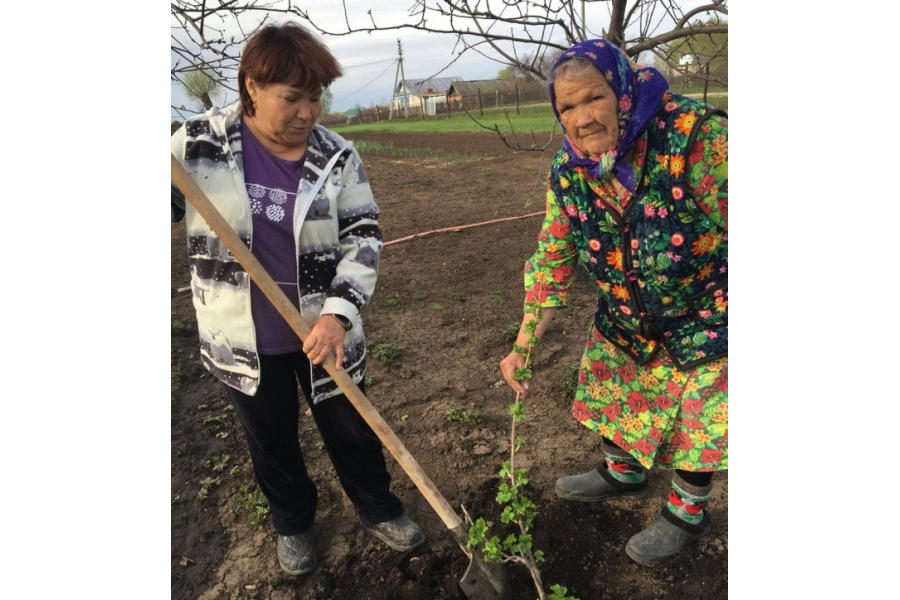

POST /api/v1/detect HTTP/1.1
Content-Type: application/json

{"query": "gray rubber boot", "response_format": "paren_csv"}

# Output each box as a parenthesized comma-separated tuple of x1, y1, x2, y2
(625, 474, 713, 567)
(624, 513, 711, 567)
(555, 462, 648, 502)
(360, 514, 426, 552)
(277, 531, 318, 575)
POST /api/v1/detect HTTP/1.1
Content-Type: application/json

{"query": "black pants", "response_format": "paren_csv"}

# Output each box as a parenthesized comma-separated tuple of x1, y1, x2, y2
(226, 352, 403, 535)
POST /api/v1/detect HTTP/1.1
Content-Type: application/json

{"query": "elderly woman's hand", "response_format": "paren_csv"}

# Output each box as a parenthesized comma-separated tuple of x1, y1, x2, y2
(499, 350, 530, 398)
(498, 307, 556, 398)
(302, 315, 346, 368)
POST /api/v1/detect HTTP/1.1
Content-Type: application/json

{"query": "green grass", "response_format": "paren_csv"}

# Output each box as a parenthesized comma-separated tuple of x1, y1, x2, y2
(676, 86, 728, 113)
(674, 84, 727, 95)
(503, 322, 521, 343)
(201, 453, 231, 473)
(352, 139, 493, 160)
(236, 484, 270, 528)
(371, 343, 401, 363)
(445, 406, 484, 425)
(202, 413, 230, 427)
(333, 90, 728, 137)
(172, 318, 194, 332)
(712, 96, 728, 113)
(563, 361, 580, 396)
(197, 475, 221, 501)
(334, 103, 559, 136)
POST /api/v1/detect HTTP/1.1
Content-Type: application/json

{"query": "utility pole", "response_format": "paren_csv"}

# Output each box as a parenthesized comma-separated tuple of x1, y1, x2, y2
(388, 39, 408, 120)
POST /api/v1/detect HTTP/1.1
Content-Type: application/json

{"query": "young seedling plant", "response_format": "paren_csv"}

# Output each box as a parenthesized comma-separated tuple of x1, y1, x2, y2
(465, 290, 578, 600)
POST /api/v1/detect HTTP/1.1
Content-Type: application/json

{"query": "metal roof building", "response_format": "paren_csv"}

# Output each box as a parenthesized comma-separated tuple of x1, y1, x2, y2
(391, 76, 462, 117)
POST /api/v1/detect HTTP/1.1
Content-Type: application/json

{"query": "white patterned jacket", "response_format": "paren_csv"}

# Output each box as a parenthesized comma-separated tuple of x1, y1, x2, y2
(171, 102, 381, 401)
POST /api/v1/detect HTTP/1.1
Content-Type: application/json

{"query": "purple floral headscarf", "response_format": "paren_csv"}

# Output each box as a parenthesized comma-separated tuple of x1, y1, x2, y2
(549, 39, 668, 192)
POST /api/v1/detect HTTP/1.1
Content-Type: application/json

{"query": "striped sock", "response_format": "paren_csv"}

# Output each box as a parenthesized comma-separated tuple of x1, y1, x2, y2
(602, 446, 647, 485)
(665, 473, 712, 527)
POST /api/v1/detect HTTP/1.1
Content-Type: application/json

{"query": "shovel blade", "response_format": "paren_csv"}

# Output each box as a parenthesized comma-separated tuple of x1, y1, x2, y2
(459, 553, 511, 600)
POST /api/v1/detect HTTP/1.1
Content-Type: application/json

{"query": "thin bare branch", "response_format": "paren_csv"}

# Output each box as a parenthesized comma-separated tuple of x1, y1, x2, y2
(461, 108, 558, 153)
(171, 0, 727, 149)
(627, 23, 727, 56)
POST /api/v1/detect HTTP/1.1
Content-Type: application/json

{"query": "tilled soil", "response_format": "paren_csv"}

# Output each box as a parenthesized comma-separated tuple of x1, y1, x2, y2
(171, 130, 727, 600)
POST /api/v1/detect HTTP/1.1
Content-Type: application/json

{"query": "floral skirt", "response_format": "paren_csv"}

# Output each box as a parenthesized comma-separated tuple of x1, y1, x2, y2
(572, 327, 728, 471)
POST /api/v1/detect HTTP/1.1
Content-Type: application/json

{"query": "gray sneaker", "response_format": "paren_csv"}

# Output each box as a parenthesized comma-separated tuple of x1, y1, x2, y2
(360, 514, 426, 552)
(276, 531, 318, 575)
(625, 513, 711, 567)
(555, 463, 648, 502)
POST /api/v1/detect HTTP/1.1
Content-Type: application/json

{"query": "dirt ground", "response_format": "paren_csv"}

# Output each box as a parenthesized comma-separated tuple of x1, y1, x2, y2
(171, 130, 727, 600)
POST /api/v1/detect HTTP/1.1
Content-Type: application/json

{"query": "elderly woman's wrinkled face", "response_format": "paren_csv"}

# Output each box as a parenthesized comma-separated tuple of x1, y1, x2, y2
(554, 67, 619, 155)
(246, 78, 322, 150)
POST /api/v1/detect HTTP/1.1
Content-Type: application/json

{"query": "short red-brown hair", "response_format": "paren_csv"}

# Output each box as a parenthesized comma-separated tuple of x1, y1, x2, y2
(238, 22, 342, 116)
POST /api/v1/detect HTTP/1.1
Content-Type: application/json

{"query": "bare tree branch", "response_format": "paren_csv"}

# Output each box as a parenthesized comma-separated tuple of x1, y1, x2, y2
(461, 108, 560, 153)
(171, 0, 727, 118)
(626, 23, 726, 56)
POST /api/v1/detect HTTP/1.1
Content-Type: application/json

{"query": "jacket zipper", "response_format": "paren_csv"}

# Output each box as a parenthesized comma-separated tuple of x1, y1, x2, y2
(293, 138, 354, 402)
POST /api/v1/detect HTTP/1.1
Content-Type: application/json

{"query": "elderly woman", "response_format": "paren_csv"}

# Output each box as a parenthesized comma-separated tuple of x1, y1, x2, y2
(171, 22, 424, 576)
(499, 39, 727, 567)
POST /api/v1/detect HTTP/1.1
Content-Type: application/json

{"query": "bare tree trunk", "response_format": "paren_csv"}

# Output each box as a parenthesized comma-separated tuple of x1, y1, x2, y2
(607, 0, 628, 47)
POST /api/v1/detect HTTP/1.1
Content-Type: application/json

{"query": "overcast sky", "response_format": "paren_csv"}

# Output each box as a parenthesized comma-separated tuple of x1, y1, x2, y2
(172, 1, 545, 116)
(171, 1, 720, 116)
(323, 27, 510, 113)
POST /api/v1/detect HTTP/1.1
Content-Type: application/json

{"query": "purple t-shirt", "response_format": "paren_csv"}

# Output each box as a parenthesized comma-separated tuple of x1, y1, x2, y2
(241, 120, 305, 354)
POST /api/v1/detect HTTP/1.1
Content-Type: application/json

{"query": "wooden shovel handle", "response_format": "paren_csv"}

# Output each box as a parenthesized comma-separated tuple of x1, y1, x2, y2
(172, 155, 462, 531)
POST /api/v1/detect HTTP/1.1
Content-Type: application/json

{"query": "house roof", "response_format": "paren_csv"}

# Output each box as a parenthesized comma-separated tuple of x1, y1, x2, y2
(398, 76, 462, 95)
(447, 79, 537, 96)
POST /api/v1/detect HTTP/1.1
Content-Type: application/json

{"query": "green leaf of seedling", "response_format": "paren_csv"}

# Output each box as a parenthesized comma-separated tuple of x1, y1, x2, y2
(468, 517, 488, 547)
(483, 536, 504, 562)
(514, 468, 529, 487)
(522, 510, 538, 529)
(513, 367, 533, 381)
(508, 402, 526, 422)
(501, 533, 519, 553)
(510, 498, 526, 517)
(549, 583, 578, 600)
(496, 483, 514, 504)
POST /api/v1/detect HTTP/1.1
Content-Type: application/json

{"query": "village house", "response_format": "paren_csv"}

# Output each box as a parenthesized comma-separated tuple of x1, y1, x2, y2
(447, 78, 547, 112)
(390, 76, 461, 117)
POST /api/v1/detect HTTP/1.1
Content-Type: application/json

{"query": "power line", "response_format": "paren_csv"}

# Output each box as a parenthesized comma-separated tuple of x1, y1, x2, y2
(342, 58, 396, 70)
(340, 60, 398, 99)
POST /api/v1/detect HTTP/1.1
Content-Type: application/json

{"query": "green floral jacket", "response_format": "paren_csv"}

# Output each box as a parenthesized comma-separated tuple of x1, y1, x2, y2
(527, 94, 728, 369)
